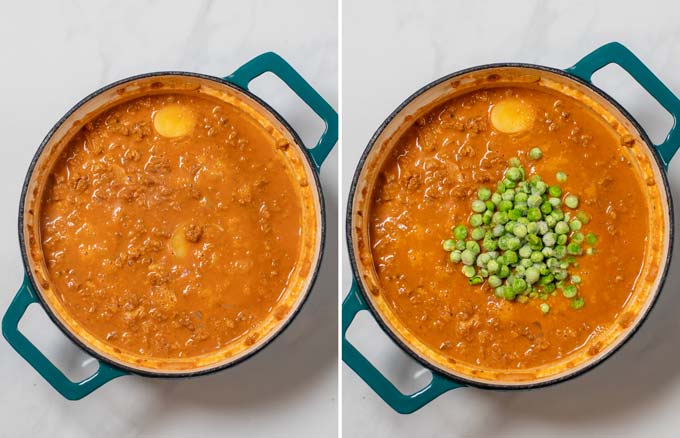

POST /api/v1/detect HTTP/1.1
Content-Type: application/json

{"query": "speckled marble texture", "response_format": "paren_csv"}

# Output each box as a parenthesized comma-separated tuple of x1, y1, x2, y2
(342, 0, 680, 437)
(0, 1, 337, 437)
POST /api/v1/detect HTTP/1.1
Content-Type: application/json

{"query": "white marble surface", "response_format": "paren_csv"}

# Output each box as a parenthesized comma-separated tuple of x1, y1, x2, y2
(0, 1, 337, 437)
(342, 0, 680, 437)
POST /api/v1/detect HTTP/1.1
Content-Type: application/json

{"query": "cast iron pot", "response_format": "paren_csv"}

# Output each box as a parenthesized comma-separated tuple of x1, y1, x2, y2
(3, 52, 337, 400)
(343, 42, 680, 414)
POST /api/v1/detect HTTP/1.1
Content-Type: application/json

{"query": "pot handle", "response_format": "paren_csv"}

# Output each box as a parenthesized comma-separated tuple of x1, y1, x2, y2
(342, 280, 464, 414)
(566, 42, 680, 168)
(2, 275, 127, 400)
(225, 52, 338, 170)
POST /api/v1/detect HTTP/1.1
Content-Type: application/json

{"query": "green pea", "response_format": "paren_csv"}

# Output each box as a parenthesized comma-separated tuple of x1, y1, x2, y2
(548, 197, 561, 208)
(515, 265, 526, 277)
(571, 232, 584, 244)
(562, 284, 578, 298)
(556, 171, 567, 182)
(442, 239, 456, 251)
(492, 211, 509, 225)
(555, 221, 569, 234)
(540, 303, 550, 313)
(506, 167, 522, 182)
(504, 250, 519, 264)
(527, 222, 539, 235)
(542, 232, 556, 247)
(540, 202, 552, 215)
(527, 194, 542, 208)
(555, 245, 567, 258)
(456, 240, 466, 251)
(485, 201, 496, 212)
(509, 157, 521, 167)
(533, 181, 547, 195)
(515, 192, 528, 203)
(491, 192, 502, 205)
(488, 275, 502, 288)
(571, 274, 581, 284)
(482, 211, 493, 225)
(548, 185, 562, 197)
(469, 214, 483, 227)
(529, 147, 543, 160)
(482, 236, 498, 251)
(512, 278, 527, 293)
(530, 251, 544, 263)
(508, 209, 522, 220)
(472, 199, 487, 213)
(586, 233, 598, 245)
(526, 207, 541, 221)
(571, 297, 585, 309)
(557, 234, 568, 245)
(498, 265, 511, 278)
(492, 224, 505, 237)
(453, 225, 467, 240)
(519, 245, 532, 258)
(545, 215, 557, 228)
(513, 223, 527, 238)
(504, 287, 517, 301)
(507, 237, 521, 251)
(461, 249, 475, 265)
(449, 250, 462, 263)
(569, 219, 582, 231)
(567, 242, 581, 255)
(478, 187, 491, 200)
(551, 209, 564, 221)
(528, 234, 542, 250)
(504, 221, 515, 233)
(525, 267, 540, 284)
(498, 235, 510, 250)
(477, 253, 491, 267)
(466, 240, 481, 255)
(471, 227, 485, 240)
(564, 194, 579, 209)
(462, 265, 476, 278)
(487, 260, 499, 273)
(499, 200, 513, 212)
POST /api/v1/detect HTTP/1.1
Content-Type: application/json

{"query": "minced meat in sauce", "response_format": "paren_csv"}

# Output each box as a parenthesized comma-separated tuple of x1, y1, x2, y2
(40, 93, 302, 359)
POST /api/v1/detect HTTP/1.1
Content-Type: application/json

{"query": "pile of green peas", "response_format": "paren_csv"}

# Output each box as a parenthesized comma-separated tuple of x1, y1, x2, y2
(442, 152, 597, 313)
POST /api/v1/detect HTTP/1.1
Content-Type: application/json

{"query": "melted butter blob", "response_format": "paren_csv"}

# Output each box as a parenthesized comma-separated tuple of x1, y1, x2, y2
(153, 105, 196, 137)
(490, 98, 535, 133)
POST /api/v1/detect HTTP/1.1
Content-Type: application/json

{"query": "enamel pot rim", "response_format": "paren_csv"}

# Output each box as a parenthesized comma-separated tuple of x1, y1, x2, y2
(18, 71, 326, 378)
(346, 62, 674, 390)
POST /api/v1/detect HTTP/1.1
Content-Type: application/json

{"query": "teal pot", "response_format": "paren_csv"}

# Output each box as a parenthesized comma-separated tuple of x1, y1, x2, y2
(3, 53, 337, 400)
(343, 42, 680, 414)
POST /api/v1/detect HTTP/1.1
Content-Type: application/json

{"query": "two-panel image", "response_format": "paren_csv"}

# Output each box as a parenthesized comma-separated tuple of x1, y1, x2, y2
(2, 1, 680, 437)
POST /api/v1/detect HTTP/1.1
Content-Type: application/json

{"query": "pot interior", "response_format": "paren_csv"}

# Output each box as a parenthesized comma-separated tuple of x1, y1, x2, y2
(21, 73, 324, 375)
(349, 65, 672, 387)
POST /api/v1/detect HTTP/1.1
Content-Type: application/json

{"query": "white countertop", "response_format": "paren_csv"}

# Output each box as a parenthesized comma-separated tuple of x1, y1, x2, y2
(342, 0, 680, 436)
(0, 1, 338, 437)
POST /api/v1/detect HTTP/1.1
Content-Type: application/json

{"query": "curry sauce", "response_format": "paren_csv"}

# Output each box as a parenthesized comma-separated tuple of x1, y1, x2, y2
(39, 92, 305, 360)
(368, 85, 658, 371)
